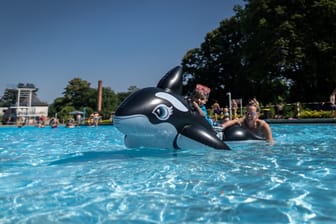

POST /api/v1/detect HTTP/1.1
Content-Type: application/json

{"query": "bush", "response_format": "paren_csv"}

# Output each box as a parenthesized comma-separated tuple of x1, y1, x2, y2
(300, 110, 334, 118)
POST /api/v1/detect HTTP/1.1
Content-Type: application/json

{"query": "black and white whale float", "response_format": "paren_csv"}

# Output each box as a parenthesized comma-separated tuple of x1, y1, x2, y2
(214, 124, 265, 142)
(114, 66, 263, 150)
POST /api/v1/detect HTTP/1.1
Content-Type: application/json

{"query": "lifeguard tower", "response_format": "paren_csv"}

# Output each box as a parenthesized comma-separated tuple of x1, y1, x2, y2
(2, 85, 48, 125)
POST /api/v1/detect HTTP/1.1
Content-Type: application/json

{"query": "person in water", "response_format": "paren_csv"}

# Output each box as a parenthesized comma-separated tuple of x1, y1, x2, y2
(221, 100, 273, 142)
(191, 91, 213, 125)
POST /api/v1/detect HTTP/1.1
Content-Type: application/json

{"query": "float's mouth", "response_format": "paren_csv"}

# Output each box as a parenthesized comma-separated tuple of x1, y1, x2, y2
(113, 114, 161, 136)
(113, 114, 177, 138)
(114, 115, 145, 133)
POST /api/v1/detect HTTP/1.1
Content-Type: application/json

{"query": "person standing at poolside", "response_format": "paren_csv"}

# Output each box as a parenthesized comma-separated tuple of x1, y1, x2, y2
(76, 113, 82, 126)
(93, 112, 101, 126)
(223, 107, 230, 121)
(212, 100, 221, 121)
(221, 100, 273, 142)
(231, 99, 238, 119)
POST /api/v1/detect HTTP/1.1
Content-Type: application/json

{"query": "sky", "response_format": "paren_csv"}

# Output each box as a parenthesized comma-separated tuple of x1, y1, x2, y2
(0, 0, 244, 103)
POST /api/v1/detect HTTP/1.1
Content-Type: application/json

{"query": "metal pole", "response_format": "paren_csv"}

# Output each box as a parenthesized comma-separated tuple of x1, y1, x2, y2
(83, 107, 86, 125)
(240, 98, 243, 117)
(17, 88, 20, 107)
(227, 92, 232, 120)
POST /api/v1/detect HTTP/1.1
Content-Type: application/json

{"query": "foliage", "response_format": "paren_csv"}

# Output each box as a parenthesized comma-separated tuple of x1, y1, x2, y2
(117, 86, 139, 103)
(0, 83, 39, 107)
(100, 87, 119, 119)
(182, 0, 336, 107)
(0, 89, 17, 107)
(56, 105, 76, 121)
(63, 78, 93, 109)
(0, 77, 135, 122)
(48, 78, 135, 122)
(300, 110, 335, 118)
(3, 0, 335, 121)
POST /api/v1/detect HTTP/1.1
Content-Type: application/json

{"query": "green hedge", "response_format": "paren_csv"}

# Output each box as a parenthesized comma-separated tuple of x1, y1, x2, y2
(300, 110, 335, 118)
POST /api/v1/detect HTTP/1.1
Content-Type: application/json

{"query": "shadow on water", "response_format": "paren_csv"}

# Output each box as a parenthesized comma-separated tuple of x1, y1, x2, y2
(49, 148, 180, 165)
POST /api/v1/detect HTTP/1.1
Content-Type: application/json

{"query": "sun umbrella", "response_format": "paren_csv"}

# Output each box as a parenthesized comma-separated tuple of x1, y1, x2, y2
(69, 111, 84, 115)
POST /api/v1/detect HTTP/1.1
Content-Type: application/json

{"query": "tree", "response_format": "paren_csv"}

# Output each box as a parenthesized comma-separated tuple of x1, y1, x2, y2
(63, 78, 93, 109)
(0, 89, 17, 107)
(100, 87, 119, 119)
(48, 78, 122, 121)
(182, 11, 247, 106)
(182, 0, 336, 105)
(49, 78, 95, 120)
(117, 86, 139, 104)
(241, 0, 336, 102)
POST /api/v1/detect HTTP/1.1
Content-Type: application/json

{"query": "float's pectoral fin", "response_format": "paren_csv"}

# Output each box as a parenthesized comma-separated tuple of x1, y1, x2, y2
(180, 125, 230, 150)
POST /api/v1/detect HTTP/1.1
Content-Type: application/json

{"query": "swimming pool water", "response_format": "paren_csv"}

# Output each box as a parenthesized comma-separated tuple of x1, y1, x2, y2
(0, 124, 335, 223)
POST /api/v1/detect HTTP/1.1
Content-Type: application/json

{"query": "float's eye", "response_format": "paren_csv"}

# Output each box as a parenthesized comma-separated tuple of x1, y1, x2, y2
(152, 104, 173, 121)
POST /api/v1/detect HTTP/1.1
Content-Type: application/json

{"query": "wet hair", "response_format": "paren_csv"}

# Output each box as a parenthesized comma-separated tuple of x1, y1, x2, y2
(247, 99, 260, 112)
(191, 91, 206, 101)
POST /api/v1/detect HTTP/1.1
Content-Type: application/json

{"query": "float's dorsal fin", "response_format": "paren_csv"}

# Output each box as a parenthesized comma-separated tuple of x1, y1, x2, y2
(157, 66, 183, 95)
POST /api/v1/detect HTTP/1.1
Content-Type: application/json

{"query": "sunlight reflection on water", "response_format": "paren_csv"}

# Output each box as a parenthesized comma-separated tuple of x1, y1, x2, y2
(0, 124, 335, 223)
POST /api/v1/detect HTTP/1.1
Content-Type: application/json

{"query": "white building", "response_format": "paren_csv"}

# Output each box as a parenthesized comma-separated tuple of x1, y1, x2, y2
(2, 87, 48, 125)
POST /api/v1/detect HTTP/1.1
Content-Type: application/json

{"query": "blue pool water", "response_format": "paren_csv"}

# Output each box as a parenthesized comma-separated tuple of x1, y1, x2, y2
(0, 124, 335, 223)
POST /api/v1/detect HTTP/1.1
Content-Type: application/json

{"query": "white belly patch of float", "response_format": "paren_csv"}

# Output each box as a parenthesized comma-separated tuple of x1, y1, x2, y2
(114, 115, 178, 149)
(114, 115, 221, 149)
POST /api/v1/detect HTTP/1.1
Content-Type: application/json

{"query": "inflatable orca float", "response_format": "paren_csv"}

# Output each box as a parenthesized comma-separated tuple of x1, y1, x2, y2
(214, 124, 265, 141)
(114, 66, 230, 150)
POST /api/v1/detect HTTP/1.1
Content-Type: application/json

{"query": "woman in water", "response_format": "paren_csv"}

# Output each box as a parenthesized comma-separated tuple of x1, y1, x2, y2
(221, 100, 273, 142)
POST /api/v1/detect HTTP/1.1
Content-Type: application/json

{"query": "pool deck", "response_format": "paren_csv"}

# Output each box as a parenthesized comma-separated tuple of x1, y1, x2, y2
(265, 118, 336, 124)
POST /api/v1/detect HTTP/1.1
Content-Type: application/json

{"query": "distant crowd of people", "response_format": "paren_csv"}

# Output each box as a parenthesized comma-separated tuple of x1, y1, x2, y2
(15, 111, 108, 129)
(87, 112, 101, 127)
